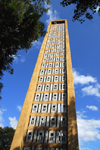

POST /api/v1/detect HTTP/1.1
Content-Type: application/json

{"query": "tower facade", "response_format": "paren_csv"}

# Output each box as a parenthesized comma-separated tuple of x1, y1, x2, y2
(10, 19, 79, 150)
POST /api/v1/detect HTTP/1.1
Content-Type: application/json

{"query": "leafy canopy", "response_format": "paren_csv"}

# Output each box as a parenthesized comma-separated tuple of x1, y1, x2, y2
(60, 0, 100, 23)
(0, 126, 15, 150)
(0, 0, 50, 99)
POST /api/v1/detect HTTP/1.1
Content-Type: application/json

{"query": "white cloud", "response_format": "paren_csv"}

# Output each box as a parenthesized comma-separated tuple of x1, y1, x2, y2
(20, 57, 25, 63)
(10, 54, 19, 63)
(94, 6, 100, 13)
(8, 117, 18, 129)
(77, 111, 100, 144)
(73, 69, 100, 98)
(17, 105, 22, 111)
(80, 148, 91, 150)
(2, 109, 7, 111)
(45, 4, 60, 24)
(77, 111, 87, 118)
(32, 40, 41, 49)
(11, 54, 26, 63)
(0, 109, 7, 127)
(73, 69, 97, 85)
(11, 54, 17, 60)
(82, 84, 100, 97)
(86, 105, 98, 111)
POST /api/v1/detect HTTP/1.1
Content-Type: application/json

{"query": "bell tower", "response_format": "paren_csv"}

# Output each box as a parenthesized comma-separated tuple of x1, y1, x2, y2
(10, 19, 79, 150)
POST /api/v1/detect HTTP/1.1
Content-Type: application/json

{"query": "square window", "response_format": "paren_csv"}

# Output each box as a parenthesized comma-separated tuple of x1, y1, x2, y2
(45, 84, 50, 91)
(40, 70, 45, 75)
(38, 77, 43, 82)
(43, 93, 49, 101)
(46, 76, 51, 82)
(53, 84, 58, 90)
(41, 64, 45, 68)
(37, 85, 42, 91)
(55, 69, 59, 74)
(51, 104, 57, 112)
(48, 63, 52, 68)
(47, 69, 52, 74)
(54, 76, 59, 82)
(42, 104, 47, 112)
(55, 63, 59, 67)
(34, 94, 40, 101)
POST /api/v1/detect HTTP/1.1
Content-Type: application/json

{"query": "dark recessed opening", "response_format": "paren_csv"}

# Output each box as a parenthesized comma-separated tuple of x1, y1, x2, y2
(52, 21, 65, 24)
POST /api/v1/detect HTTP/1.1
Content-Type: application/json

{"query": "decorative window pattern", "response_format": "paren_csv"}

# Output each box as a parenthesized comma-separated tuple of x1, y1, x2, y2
(25, 23, 67, 149)
(25, 130, 67, 144)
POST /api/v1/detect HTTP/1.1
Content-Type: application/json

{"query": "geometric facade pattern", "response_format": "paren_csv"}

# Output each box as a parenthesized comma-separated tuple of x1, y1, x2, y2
(10, 19, 79, 150)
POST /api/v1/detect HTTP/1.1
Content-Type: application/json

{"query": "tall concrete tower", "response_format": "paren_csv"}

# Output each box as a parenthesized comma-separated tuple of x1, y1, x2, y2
(10, 19, 79, 150)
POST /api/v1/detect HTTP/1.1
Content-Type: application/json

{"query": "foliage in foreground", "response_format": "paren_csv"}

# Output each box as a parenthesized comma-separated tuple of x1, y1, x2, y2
(0, 126, 15, 150)
(0, 0, 50, 99)
(60, 0, 100, 23)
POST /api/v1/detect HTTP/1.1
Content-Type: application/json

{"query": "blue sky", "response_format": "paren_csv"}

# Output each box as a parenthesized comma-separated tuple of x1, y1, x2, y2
(0, 1, 100, 150)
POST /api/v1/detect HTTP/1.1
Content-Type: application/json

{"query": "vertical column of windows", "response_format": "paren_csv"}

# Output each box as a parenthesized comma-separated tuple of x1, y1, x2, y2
(24, 23, 67, 150)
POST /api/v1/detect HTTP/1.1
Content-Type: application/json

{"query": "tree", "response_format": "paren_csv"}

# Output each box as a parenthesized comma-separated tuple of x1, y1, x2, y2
(0, 127, 15, 150)
(0, 0, 50, 99)
(60, 0, 100, 23)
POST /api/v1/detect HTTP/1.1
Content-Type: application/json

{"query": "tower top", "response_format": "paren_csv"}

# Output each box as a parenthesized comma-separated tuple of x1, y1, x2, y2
(50, 19, 67, 24)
